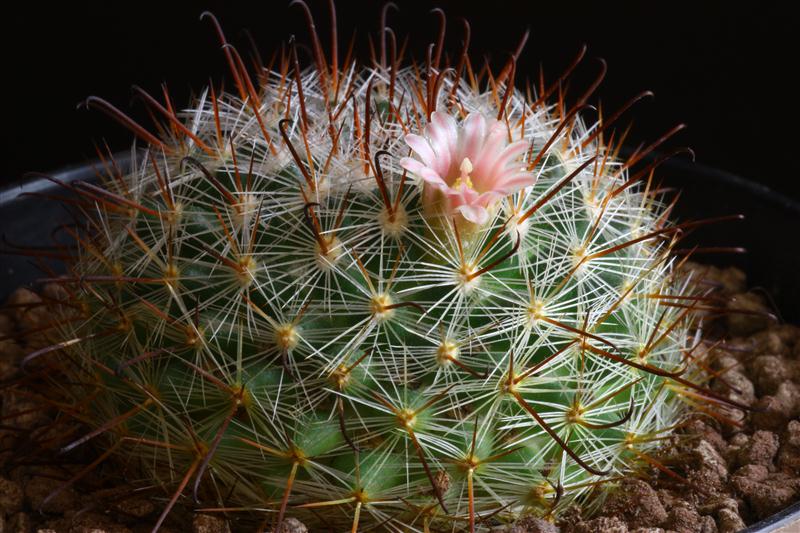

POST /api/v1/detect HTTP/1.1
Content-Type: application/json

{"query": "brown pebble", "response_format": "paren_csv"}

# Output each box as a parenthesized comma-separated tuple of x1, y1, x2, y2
(0, 312, 13, 334)
(24, 474, 78, 514)
(778, 420, 800, 472)
(113, 495, 155, 518)
(736, 430, 779, 467)
(1, 392, 48, 431)
(679, 263, 745, 295)
(0, 338, 24, 380)
(605, 479, 668, 529)
(750, 355, 794, 395)
(689, 440, 729, 492)
(683, 418, 727, 454)
(712, 354, 740, 372)
(6, 288, 46, 332)
(697, 496, 740, 515)
(718, 267, 747, 294)
(267, 518, 308, 533)
(749, 330, 789, 356)
(193, 514, 231, 533)
(40, 283, 73, 318)
(44, 511, 133, 533)
(8, 512, 32, 533)
(568, 516, 628, 533)
(751, 386, 797, 431)
(0, 475, 24, 513)
(665, 502, 703, 533)
(717, 507, 746, 533)
(726, 293, 772, 336)
(731, 464, 800, 519)
(712, 369, 755, 410)
(508, 517, 559, 533)
(772, 325, 800, 349)
(698, 516, 717, 533)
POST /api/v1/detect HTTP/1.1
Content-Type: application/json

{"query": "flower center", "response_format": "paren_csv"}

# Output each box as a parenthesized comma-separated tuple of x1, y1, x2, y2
(451, 157, 475, 190)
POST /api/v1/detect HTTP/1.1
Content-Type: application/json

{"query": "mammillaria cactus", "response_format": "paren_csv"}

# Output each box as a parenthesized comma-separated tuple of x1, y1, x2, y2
(21, 3, 745, 531)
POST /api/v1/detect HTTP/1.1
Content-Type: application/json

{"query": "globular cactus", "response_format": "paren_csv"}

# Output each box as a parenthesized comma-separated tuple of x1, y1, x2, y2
(23, 4, 743, 532)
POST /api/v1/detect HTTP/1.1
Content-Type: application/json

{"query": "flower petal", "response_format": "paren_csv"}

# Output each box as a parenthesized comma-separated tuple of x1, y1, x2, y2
(488, 140, 529, 179)
(405, 134, 436, 167)
(446, 184, 480, 204)
(418, 167, 449, 190)
(460, 112, 487, 162)
(471, 121, 508, 188)
(426, 112, 458, 175)
(399, 156, 426, 175)
(476, 190, 503, 204)
(456, 204, 490, 225)
(494, 171, 538, 194)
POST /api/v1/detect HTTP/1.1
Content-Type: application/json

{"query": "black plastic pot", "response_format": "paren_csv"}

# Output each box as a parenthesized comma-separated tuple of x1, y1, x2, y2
(1, 157, 799, 531)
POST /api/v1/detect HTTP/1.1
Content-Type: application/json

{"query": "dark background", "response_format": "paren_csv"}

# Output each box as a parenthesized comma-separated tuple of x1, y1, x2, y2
(3, 2, 798, 200)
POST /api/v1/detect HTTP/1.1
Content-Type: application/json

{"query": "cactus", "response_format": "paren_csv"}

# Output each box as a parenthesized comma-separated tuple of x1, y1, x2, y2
(21, 4, 744, 532)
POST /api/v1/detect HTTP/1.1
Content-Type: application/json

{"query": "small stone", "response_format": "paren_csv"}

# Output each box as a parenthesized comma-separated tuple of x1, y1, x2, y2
(698, 516, 717, 533)
(0, 338, 24, 380)
(269, 518, 308, 533)
(751, 389, 796, 431)
(683, 418, 727, 454)
(712, 354, 739, 372)
(750, 355, 793, 395)
(726, 292, 772, 336)
(696, 496, 740, 516)
(749, 330, 789, 356)
(0, 312, 13, 334)
(46, 511, 133, 533)
(688, 440, 729, 491)
(665, 502, 702, 533)
(193, 514, 231, 533)
(774, 324, 800, 348)
(736, 430, 779, 467)
(731, 464, 799, 519)
(508, 517, 559, 533)
(778, 420, 800, 472)
(1, 393, 47, 431)
(24, 474, 78, 514)
(569, 516, 628, 533)
(40, 283, 72, 317)
(8, 512, 33, 533)
(679, 263, 744, 295)
(113, 495, 155, 518)
(712, 369, 755, 409)
(716, 508, 745, 533)
(6, 288, 45, 332)
(605, 479, 668, 529)
(718, 267, 747, 294)
(0, 475, 24, 513)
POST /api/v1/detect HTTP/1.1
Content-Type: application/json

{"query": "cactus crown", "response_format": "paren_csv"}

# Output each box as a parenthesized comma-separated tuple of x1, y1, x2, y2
(27, 4, 732, 531)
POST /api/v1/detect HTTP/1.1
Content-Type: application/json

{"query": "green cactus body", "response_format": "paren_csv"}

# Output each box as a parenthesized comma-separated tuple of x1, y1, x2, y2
(38, 10, 711, 532)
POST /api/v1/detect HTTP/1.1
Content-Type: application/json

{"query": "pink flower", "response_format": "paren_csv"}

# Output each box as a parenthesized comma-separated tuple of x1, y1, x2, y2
(399, 111, 536, 225)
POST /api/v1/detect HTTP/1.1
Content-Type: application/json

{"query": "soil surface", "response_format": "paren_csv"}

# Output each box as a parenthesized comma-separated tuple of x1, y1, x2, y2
(2, 262, 800, 532)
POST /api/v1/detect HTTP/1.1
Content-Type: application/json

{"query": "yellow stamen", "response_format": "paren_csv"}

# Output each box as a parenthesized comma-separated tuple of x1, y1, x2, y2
(453, 157, 475, 189)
